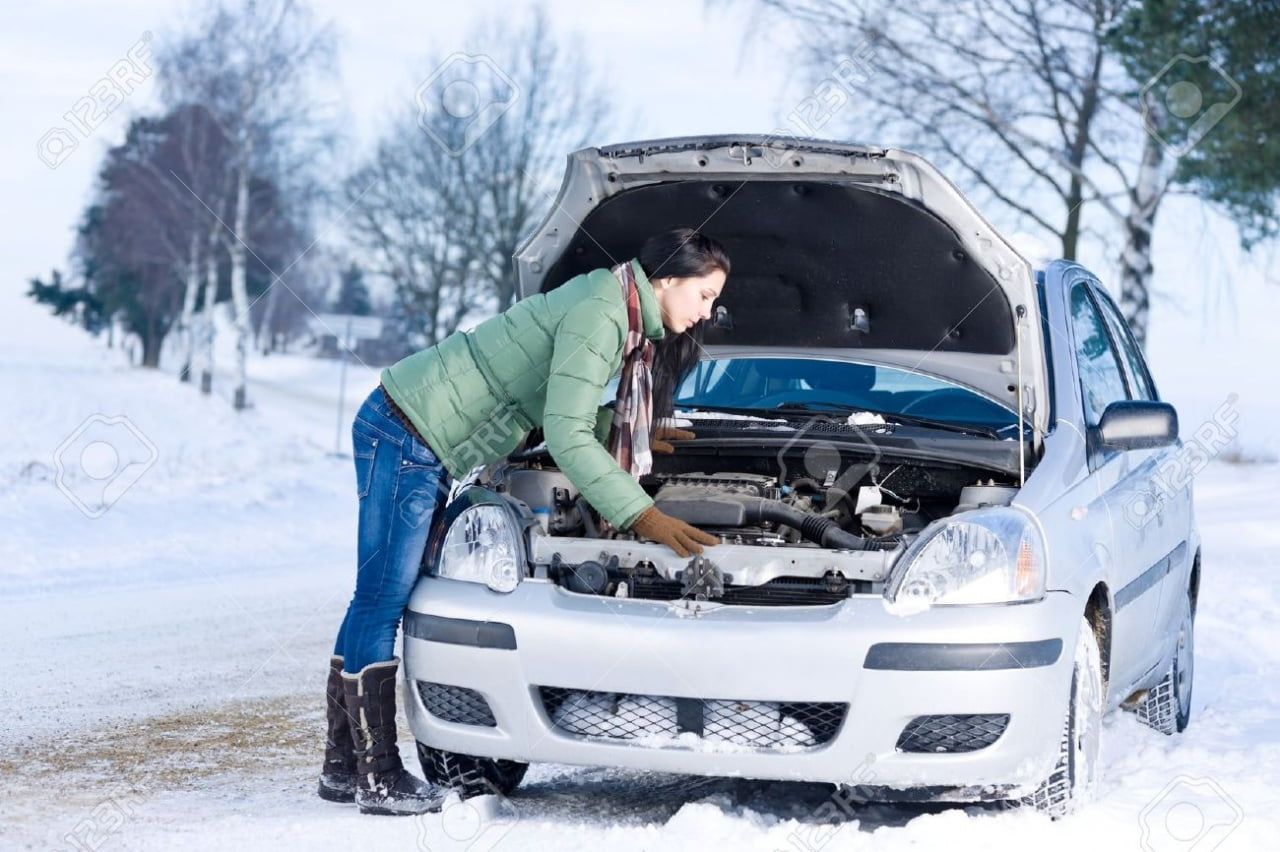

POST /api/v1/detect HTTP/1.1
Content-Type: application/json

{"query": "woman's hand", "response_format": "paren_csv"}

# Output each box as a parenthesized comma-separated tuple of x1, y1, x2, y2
(628, 506, 720, 557)
(651, 426, 696, 455)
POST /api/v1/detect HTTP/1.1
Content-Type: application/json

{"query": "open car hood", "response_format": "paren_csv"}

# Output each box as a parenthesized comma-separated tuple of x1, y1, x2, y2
(514, 135, 1048, 439)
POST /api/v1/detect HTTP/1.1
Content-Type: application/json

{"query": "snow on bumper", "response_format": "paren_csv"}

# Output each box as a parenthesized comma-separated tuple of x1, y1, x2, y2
(402, 577, 1080, 792)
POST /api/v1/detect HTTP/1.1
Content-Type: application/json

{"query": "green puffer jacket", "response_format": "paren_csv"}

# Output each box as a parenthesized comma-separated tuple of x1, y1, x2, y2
(379, 259, 666, 529)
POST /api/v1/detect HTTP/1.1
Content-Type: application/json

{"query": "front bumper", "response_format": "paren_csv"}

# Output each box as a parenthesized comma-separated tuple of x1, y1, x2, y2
(402, 577, 1079, 795)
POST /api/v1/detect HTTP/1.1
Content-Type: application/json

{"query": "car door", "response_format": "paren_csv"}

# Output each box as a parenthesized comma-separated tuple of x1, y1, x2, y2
(1090, 285, 1191, 647)
(1067, 280, 1166, 685)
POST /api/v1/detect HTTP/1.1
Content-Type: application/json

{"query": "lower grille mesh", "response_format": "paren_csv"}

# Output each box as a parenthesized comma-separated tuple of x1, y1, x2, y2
(417, 681, 496, 727)
(895, 714, 1010, 753)
(539, 686, 846, 750)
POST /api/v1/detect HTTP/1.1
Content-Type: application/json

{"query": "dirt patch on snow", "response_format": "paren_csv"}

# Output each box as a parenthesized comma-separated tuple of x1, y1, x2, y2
(0, 693, 337, 834)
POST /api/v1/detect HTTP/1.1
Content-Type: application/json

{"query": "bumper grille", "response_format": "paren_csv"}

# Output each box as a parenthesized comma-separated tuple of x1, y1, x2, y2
(895, 714, 1009, 753)
(628, 574, 854, 606)
(539, 686, 846, 750)
(417, 681, 496, 727)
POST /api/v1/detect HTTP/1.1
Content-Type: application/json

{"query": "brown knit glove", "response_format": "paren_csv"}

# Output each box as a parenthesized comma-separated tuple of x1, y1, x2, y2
(628, 506, 720, 557)
(651, 426, 696, 455)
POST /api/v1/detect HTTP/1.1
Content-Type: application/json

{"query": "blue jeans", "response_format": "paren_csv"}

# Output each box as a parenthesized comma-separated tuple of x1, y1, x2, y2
(334, 386, 453, 673)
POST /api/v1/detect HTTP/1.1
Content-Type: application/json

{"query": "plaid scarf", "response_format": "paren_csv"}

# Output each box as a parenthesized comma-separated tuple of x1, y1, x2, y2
(605, 260, 656, 482)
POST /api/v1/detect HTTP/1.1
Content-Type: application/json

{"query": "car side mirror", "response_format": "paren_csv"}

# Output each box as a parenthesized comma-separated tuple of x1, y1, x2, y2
(1097, 400, 1178, 451)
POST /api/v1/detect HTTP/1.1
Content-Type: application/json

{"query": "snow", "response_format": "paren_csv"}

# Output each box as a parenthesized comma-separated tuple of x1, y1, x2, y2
(4, 277, 1280, 851)
(677, 410, 792, 424)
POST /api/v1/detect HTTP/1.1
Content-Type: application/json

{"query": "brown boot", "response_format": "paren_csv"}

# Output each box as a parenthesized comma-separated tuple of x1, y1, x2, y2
(341, 657, 445, 816)
(317, 655, 357, 802)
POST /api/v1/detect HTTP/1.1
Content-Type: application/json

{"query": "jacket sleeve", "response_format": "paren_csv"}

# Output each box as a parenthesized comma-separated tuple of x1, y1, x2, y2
(543, 297, 654, 529)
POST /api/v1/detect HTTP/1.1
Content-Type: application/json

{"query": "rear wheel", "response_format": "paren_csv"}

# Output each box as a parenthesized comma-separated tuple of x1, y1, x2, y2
(416, 742, 528, 799)
(1018, 616, 1104, 818)
(1137, 590, 1194, 735)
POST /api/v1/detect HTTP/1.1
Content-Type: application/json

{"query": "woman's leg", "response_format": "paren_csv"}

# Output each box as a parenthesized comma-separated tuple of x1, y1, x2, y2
(326, 386, 452, 814)
(320, 387, 386, 804)
(329, 387, 382, 660)
(339, 400, 451, 671)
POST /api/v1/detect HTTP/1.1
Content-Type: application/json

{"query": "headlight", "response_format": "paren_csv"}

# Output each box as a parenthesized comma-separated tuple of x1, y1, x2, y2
(885, 507, 1046, 610)
(434, 504, 522, 593)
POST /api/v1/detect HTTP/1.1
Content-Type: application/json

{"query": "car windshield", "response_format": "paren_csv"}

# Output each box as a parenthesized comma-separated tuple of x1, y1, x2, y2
(673, 356, 1019, 432)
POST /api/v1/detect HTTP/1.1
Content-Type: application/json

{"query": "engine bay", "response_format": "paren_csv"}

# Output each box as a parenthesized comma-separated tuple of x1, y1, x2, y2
(489, 446, 1016, 546)
(475, 428, 1021, 604)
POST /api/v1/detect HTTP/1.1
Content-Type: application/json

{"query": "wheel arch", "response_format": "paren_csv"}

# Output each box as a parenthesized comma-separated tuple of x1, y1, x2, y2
(1083, 582, 1113, 697)
(1189, 548, 1201, 617)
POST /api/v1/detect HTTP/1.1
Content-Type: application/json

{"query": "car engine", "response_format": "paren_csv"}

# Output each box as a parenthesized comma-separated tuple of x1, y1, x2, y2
(490, 463, 976, 551)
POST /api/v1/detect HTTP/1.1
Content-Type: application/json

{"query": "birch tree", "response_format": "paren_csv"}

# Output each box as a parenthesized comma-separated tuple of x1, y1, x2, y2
(158, 0, 334, 407)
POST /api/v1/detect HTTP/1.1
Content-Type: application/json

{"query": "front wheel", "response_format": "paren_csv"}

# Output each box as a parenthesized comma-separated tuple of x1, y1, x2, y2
(1018, 616, 1104, 818)
(416, 742, 528, 799)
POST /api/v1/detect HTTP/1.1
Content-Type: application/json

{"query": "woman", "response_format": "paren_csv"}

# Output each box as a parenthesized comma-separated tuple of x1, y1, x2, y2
(319, 228, 730, 814)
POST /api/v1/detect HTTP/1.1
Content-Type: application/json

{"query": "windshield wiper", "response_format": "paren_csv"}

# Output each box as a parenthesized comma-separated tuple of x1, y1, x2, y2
(766, 401, 1004, 439)
(679, 401, 1008, 439)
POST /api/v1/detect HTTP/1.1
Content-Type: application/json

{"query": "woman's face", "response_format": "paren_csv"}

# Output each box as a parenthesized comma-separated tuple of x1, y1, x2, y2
(653, 268, 727, 333)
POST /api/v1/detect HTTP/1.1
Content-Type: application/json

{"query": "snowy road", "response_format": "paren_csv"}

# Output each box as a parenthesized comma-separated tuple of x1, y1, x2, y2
(4, 283, 1279, 851)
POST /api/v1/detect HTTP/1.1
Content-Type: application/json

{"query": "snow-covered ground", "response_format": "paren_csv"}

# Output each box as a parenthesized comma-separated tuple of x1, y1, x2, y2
(3, 276, 1279, 852)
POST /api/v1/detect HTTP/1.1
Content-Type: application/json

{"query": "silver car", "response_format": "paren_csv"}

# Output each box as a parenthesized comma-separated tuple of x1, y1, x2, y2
(401, 136, 1199, 817)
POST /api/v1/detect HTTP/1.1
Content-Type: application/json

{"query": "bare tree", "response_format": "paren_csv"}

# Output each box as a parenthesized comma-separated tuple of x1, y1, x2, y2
(749, 0, 1188, 346)
(122, 103, 235, 386)
(347, 120, 490, 347)
(463, 10, 611, 309)
(255, 250, 329, 354)
(157, 0, 335, 407)
(345, 10, 611, 347)
(75, 121, 197, 367)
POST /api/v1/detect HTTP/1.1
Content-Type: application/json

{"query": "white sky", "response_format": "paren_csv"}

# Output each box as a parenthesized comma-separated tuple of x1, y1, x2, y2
(2, 0, 1276, 451)
(1, 0, 795, 291)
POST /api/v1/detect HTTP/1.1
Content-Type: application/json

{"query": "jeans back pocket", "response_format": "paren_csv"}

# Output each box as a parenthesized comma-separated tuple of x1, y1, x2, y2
(353, 433, 379, 499)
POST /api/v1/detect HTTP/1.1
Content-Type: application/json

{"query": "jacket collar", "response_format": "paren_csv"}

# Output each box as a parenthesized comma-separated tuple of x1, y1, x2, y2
(629, 258, 666, 341)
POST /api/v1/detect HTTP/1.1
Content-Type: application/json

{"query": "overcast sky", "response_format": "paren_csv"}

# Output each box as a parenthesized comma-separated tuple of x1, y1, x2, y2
(2, 0, 805, 292)
(3, 0, 1277, 450)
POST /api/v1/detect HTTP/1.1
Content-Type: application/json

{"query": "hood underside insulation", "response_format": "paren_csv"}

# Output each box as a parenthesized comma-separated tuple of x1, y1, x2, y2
(541, 180, 1015, 356)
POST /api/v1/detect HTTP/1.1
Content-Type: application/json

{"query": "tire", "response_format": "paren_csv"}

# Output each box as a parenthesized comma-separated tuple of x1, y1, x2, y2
(1137, 589, 1194, 735)
(1018, 616, 1104, 818)
(416, 742, 528, 799)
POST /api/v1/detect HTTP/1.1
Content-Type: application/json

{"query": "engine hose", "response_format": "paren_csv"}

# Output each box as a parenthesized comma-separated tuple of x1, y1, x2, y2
(741, 498, 882, 551)
(575, 495, 599, 539)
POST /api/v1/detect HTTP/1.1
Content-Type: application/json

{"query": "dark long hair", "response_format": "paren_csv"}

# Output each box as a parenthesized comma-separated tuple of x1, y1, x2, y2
(636, 228, 731, 420)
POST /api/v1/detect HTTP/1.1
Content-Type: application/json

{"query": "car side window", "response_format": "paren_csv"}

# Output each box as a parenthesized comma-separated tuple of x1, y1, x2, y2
(1069, 284, 1130, 427)
(1091, 287, 1157, 401)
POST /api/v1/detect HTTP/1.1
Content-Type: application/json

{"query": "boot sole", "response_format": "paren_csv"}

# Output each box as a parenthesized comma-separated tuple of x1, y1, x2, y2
(357, 805, 413, 816)
(355, 794, 447, 816)
(317, 781, 356, 804)
(356, 803, 442, 816)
